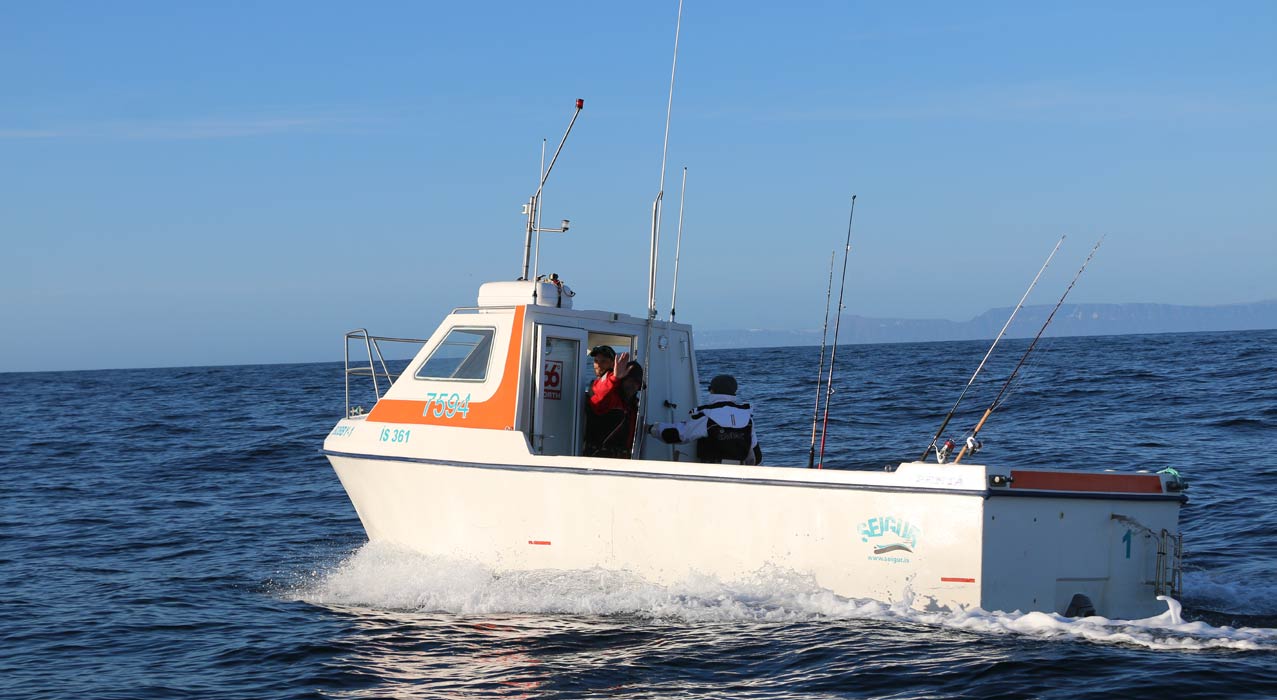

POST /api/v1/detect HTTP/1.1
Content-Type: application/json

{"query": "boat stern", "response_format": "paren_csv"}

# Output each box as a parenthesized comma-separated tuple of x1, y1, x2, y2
(979, 466, 1186, 618)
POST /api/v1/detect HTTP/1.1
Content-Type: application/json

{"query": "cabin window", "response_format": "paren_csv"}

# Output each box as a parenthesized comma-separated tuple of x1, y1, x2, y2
(585, 333, 635, 362)
(415, 328, 495, 381)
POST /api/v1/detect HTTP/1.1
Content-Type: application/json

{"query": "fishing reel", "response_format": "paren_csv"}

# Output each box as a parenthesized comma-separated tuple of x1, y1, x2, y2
(936, 439, 955, 464)
(934, 436, 981, 464)
(965, 436, 983, 456)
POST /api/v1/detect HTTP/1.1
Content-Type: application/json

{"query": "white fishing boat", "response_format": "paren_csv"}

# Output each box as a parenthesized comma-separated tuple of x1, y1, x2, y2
(323, 269, 1187, 619)
(321, 14, 1186, 618)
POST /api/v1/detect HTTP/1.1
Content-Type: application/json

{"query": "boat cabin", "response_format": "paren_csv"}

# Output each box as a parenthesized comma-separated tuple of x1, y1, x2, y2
(351, 279, 700, 461)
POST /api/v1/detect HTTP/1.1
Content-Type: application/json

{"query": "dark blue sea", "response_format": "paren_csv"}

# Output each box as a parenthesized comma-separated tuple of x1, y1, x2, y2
(4, 329, 1276, 699)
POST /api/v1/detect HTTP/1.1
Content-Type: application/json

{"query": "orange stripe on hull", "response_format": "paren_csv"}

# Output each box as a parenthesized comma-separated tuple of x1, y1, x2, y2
(367, 306, 526, 430)
(1010, 470, 1163, 494)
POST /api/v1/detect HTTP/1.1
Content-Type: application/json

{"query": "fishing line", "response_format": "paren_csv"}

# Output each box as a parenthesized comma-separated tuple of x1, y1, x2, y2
(992, 333, 1058, 414)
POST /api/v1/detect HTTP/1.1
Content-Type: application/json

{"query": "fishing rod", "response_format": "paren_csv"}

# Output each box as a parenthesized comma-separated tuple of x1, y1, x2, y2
(808, 251, 836, 468)
(816, 195, 857, 470)
(920, 235, 1065, 463)
(952, 237, 1103, 464)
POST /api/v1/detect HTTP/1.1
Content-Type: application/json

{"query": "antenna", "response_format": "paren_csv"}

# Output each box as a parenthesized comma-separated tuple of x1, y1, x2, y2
(532, 138, 546, 282)
(634, 0, 684, 460)
(669, 167, 687, 321)
(520, 98, 583, 281)
(646, 0, 683, 318)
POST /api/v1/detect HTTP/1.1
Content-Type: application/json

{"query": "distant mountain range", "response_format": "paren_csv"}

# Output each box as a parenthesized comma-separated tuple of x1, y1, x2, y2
(696, 300, 1277, 349)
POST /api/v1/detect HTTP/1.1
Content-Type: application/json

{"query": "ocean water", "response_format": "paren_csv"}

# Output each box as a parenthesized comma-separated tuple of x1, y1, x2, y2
(3, 329, 1276, 699)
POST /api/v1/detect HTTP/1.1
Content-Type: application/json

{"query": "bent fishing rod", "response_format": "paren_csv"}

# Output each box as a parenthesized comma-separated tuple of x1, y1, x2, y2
(952, 237, 1103, 464)
(816, 195, 857, 470)
(809, 250, 836, 468)
(920, 235, 1065, 463)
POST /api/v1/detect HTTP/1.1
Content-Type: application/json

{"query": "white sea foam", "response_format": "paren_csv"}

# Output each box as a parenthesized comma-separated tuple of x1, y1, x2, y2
(298, 542, 1277, 652)
(1182, 569, 1277, 615)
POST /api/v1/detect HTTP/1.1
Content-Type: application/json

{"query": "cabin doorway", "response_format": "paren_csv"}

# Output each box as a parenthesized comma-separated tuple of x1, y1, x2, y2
(532, 325, 588, 456)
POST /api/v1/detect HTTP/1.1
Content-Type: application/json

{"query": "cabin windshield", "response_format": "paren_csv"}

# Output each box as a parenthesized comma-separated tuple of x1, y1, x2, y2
(416, 327, 495, 381)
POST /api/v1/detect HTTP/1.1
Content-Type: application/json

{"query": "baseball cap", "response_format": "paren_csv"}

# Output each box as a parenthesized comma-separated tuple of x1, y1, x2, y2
(588, 345, 616, 359)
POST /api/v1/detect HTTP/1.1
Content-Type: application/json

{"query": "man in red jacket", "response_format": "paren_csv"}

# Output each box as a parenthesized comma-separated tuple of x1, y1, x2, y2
(585, 346, 642, 457)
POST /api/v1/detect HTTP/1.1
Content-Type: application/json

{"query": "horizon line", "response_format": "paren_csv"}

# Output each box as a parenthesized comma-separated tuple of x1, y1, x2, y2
(5, 326, 1274, 376)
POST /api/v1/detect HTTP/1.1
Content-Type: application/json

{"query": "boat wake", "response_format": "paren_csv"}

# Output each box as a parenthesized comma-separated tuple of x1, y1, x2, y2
(1182, 569, 1277, 617)
(295, 542, 1277, 652)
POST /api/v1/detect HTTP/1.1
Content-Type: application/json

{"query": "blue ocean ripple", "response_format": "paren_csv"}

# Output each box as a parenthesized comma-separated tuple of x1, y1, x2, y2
(3, 331, 1277, 699)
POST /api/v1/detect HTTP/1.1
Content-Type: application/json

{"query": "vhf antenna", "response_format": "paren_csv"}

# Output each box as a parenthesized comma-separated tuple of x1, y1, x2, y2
(669, 167, 688, 321)
(634, 0, 684, 460)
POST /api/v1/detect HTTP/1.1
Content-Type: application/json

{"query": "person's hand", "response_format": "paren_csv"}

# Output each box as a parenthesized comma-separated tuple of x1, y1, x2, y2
(614, 352, 631, 378)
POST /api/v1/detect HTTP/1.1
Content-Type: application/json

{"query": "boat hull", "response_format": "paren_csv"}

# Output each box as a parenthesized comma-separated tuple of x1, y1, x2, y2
(325, 428, 1183, 619)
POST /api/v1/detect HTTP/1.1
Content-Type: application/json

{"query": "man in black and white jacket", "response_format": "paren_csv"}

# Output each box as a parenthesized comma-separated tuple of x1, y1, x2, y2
(649, 374, 763, 465)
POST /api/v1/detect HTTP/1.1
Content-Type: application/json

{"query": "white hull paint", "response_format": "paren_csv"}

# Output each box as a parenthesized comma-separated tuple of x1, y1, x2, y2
(325, 421, 1184, 619)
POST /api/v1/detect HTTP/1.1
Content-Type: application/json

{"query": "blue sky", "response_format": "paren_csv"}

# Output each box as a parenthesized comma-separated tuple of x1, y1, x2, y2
(3, 1, 1274, 372)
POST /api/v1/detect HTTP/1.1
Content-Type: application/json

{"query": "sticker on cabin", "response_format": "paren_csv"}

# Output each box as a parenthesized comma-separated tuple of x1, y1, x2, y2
(421, 392, 471, 419)
(543, 360, 563, 400)
(857, 516, 922, 564)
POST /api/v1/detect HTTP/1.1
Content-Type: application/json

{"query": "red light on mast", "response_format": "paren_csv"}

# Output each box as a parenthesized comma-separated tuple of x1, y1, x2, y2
(576, 98, 584, 109)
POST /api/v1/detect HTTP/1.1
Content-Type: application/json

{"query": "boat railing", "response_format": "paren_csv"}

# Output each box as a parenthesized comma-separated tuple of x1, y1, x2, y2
(343, 329, 429, 418)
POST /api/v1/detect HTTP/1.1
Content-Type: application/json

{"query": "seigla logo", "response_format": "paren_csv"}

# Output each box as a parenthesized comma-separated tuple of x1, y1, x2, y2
(857, 516, 923, 563)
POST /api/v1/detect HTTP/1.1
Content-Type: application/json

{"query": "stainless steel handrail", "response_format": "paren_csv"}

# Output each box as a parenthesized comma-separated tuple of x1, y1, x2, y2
(343, 329, 428, 417)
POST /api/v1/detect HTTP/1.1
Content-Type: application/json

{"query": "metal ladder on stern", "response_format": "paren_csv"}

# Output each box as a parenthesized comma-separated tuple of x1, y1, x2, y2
(1112, 513, 1184, 598)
